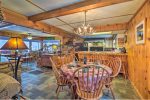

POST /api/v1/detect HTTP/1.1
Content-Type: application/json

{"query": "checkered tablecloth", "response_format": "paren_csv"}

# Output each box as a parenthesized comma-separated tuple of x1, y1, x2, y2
(61, 62, 112, 79)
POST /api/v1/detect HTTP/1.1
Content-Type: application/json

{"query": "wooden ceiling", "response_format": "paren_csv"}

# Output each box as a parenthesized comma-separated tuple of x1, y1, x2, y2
(1, 0, 146, 37)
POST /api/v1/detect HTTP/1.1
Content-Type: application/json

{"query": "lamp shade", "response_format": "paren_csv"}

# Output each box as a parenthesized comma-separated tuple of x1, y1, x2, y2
(1, 37, 28, 50)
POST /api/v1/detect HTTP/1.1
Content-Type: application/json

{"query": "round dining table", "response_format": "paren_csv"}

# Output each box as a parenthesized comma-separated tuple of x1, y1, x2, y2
(60, 62, 112, 99)
(60, 62, 112, 80)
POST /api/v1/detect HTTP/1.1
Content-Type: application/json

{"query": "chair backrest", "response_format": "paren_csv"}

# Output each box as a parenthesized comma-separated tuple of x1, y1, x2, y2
(73, 65, 110, 99)
(107, 57, 122, 77)
(50, 57, 61, 84)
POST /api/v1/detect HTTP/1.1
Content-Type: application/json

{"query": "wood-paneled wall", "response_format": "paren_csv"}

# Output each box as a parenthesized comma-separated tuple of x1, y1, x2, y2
(127, 0, 150, 99)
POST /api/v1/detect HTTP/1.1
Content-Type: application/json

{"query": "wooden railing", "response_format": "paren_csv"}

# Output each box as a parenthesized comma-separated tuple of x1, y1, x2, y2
(77, 51, 128, 79)
(51, 53, 75, 69)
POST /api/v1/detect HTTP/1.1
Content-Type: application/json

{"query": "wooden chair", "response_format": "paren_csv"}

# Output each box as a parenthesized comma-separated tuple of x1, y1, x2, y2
(51, 56, 62, 68)
(105, 57, 122, 99)
(70, 54, 75, 63)
(78, 53, 84, 63)
(101, 54, 110, 65)
(115, 54, 128, 79)
(98, 54, 103, 64)
(72, 65, 110, 99)
(107, 57, 122, 78)
(50, 57, 70, 97)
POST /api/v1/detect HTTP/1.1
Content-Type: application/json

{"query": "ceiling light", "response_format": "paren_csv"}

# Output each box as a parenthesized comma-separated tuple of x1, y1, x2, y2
(92, 31, 112, 35)
(74, 11, 94, 36)
(27, 33, 32, 40)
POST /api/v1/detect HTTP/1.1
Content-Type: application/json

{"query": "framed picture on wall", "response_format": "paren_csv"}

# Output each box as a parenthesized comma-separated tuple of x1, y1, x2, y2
(135, 20, 145, 44)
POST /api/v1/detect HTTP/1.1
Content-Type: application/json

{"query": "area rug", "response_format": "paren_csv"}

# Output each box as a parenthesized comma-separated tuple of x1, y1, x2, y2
(28, 70, 43, 75)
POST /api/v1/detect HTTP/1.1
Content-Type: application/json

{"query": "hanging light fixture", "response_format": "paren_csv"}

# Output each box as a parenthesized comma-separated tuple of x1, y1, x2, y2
(27, 33, 32, 40)
(74, 11, 94, 36)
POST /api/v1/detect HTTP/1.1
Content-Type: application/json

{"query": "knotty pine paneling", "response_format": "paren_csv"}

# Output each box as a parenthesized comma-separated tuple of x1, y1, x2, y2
(127, 0, 150, 99)
(146, 7, 150, 98)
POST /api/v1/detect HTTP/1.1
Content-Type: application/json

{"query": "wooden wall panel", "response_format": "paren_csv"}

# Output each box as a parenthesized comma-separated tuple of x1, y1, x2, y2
(146, 6, 150, 98)
(127, 0, 150, 99)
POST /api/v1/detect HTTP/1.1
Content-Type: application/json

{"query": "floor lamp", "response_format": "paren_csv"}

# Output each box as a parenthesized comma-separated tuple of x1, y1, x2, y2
(0, 37, 28, 80)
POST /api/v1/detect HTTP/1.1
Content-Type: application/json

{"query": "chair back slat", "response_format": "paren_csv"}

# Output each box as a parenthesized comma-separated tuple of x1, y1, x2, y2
(107, 57, 122, 77)
(73, 65, 110, 99)
(50, 57, 61, 84)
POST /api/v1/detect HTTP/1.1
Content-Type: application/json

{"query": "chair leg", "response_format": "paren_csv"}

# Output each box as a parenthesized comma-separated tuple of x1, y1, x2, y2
(56, 85, 60, 97)
(17, 93, 20, 100)
(109, 86, 115, 100)
(71, 85, 74, 99)
(56, 85, 59, 93)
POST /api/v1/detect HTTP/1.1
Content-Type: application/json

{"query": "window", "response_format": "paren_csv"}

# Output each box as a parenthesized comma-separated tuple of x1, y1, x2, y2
(0, 37, 9, 62)
(24, 41, 30, 48)
(31, 41, 41, 51)
(0, 39, 7, 48)
(0, 37, 10, 54)
(43, 40, 60, 53)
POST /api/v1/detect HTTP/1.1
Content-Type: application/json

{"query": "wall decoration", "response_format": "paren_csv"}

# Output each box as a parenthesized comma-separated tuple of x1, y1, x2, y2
(124, 35, 127, 43)
(135, 20, 145, 44)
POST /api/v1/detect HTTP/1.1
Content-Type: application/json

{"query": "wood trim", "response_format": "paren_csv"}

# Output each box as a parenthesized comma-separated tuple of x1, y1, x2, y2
(28, 0, 132, 21)
(94, 23, 128, 32)
(128, 0, 148, 23)
(25, 0, 46, 11)
(129, 78, 143, 99)
(0, 31, 46, 40)
(1, 8, 73, 38)
(57, 13, 133, 26)
(0, 31, 27, 38)
(25, 0, 75, 29)
(56, 18, 75, 29)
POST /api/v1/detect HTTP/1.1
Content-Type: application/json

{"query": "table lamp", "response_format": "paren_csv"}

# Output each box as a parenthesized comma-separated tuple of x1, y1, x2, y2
(0, 37, 28, 80)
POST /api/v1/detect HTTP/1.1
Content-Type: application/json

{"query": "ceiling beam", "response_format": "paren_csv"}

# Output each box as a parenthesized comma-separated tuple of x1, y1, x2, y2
(0, 31, 27, 38)
(94, 23, 128, 32)
(0, 31, 52, 40)
(1, 8, 74, 38)
(29, 0, 132, 21)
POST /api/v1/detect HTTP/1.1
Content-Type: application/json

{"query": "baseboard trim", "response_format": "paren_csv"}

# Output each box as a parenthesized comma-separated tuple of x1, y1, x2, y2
(129, 78, 143, 99)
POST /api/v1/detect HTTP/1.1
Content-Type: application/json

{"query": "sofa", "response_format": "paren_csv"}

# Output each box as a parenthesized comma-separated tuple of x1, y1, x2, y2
(0, 73, 21, 99)
(0, 60, 22, 99)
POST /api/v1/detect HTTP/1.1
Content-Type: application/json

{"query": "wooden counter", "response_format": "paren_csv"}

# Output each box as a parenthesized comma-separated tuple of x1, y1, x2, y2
(37, 54, 55, 67)
(77, 51, 128, 78)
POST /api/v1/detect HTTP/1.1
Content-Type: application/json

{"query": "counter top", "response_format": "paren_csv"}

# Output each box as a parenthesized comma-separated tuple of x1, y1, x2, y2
(77, 51, 127, 56)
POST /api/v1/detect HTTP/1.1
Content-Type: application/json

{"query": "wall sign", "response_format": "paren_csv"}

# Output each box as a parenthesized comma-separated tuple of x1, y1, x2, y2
(135, 20, 145, 44)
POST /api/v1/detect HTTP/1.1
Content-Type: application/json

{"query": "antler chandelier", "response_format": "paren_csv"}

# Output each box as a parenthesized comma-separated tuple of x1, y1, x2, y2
(74, 11, 94, 36)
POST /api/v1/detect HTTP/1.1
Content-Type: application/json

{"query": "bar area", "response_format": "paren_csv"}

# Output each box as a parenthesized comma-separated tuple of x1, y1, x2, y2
(0, 0, 150, 99)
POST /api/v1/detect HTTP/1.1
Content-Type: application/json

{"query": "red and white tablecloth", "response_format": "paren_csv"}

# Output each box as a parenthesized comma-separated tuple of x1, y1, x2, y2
(60, 62, 112, 80)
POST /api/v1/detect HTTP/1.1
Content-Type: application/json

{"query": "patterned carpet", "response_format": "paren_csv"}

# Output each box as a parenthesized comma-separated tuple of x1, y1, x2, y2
(21, 62, 140, 99)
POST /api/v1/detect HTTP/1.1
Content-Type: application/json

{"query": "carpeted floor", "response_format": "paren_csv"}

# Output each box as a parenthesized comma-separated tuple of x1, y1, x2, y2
(21, 62, 140, 99)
